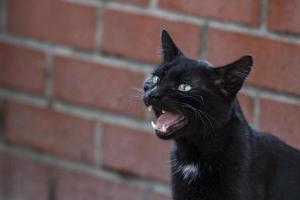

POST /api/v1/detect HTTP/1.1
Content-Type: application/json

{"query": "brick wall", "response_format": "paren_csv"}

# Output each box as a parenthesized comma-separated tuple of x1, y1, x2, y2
(0, 0, 299, 199)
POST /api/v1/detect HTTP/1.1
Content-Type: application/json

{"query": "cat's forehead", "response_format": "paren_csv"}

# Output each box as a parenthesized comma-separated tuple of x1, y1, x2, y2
(154, 58, 212, 79)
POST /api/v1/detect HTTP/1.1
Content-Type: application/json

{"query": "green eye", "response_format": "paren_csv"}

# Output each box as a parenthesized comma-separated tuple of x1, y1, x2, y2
(152, 76, 160, 84)
(178, 83, 192, 91)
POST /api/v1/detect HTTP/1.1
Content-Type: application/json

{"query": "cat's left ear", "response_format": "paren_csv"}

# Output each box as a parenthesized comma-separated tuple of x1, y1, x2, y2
(212, 55, 253, 97)
(160, 29, 183, 62)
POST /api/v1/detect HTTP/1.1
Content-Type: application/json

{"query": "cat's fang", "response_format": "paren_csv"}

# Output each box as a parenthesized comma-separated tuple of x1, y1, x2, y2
(161, 125, 167, 132)
(148, 106, 152, 112)
(151, 121, 157, 129)
(162, 110, 166, 113)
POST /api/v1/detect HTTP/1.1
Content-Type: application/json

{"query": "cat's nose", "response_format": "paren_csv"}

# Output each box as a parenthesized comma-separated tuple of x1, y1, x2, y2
(143, 86, 164, 106)
(149, 91, 161, 100)
(144, 89, 162, 105)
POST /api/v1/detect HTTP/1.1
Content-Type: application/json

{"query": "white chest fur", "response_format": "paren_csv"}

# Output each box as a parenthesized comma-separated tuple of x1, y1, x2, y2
(182, 164, 199, 179)
(172, 162, 200, 184)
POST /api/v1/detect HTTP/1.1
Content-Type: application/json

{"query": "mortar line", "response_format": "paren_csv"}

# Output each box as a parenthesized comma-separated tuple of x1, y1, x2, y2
(53, 100, 153, 132)
(2, 6, 300, 46)
(145, 186, 155, 200)
(253, 92, 261, 128)
(94, 7, 104, 52)
(0, 33, 154, 73)
(242, 85, 300, 105)
(1, 29, 300, 72)
(1, 82, 300, 130)
(259, 0, 269, 31)
(0, 87, 153, 132)
(45, 45, 54, 106)
(53, 46, 154, 73)
(240, 87, 258, 97)
(63, 0, 104, 7)
(0, 0, 7, 33)
(0, 142, 170, 192)
(47, 167, 56, 200)
(94, 120, 102, 167)
(199, 21, 209, 60)
(0, 33, 51, 50)
(149, 0, 158, 9)
(106, 2, 300, 44)
(0, 87, 49, 107)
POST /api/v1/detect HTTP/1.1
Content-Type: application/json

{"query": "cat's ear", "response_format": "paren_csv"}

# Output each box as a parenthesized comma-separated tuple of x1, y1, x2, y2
(212, 55, 253, 97)
(161, 29, 183, 62)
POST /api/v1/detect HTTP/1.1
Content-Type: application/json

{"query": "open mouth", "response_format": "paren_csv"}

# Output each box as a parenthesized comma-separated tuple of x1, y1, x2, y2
(148, 105, 188, 139)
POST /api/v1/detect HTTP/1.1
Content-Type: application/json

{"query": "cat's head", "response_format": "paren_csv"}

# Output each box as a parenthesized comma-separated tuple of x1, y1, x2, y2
(143, 30, 253, 140)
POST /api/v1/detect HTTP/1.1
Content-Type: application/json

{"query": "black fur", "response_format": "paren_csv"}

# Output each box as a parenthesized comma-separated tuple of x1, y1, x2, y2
(142, 30, 300, 200)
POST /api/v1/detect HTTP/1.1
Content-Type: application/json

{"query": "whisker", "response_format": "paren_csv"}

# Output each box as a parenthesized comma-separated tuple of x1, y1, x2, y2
(131, 87, 144, 93)
(179, 102, 208, 135)
(179, 102, 216, 137)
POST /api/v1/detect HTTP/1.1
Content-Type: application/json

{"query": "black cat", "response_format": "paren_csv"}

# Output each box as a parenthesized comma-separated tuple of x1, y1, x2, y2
(142, 30, 300, 200)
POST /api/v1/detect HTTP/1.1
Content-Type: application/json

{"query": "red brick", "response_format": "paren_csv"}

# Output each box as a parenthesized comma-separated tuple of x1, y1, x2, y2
(207, 28, 300, 95)
(238, 93, 254, 123)
(154, 193, 172, 200)
(7, 0, 96, 49)
(102, 123, 171, 181)
(115, 0, 149, 6)
(260, 98, 300, 149)
(53, 55, 145, 118)
(159, 0, 260, 25)
(0, 151, 49, 200)
(102, 8, 201, 63)
(4, 100, 95, 163)
(0, 42, 45, 93)
(268, 0, 300, 34)
(55, 167, 148, 200)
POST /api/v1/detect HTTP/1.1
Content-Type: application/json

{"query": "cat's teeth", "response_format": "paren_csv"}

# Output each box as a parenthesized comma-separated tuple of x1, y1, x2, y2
(148, 106, 152, 112)
(151, 121, 167, 133)
(162, 110, 166, 114)
(161, 125, 167, 132)
(151, 121, 157, 129)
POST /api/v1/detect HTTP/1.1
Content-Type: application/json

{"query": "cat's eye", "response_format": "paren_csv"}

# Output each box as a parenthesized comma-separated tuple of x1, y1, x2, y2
(178, 83, 192, 92)
(152, 76, 160, 84)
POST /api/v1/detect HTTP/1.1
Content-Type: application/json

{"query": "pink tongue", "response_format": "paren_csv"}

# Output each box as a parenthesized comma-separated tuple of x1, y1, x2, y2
(156, 112, 183, 129)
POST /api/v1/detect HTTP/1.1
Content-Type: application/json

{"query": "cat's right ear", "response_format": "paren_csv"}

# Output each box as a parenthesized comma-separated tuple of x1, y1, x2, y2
(161, 29, 183, 62)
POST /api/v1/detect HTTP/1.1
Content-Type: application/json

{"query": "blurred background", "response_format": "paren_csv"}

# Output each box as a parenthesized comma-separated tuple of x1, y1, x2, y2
(0, 0, 299, 199)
